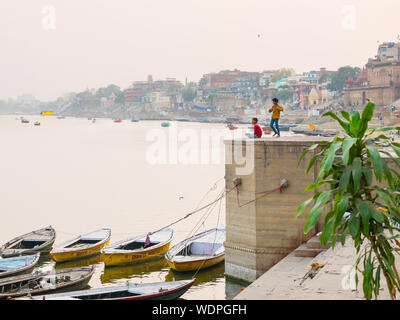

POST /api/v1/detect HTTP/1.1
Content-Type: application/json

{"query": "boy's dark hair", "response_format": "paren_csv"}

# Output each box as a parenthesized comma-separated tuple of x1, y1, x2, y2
(272, 98, 279, 103)
(252, 117, 258, 123)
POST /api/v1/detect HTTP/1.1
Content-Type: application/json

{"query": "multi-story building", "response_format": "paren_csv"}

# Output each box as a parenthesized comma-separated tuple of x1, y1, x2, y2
(344, 42, 400, 107)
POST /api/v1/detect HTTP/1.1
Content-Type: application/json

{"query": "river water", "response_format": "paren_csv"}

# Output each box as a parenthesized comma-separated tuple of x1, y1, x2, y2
(0, 115, 245, 299)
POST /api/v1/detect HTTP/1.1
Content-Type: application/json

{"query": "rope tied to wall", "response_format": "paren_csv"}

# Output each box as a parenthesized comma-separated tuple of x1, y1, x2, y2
(234, 178, 289, 208)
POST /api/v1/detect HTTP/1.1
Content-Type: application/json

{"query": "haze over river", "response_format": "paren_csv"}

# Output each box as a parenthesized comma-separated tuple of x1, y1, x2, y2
(0, 115, 245, 299)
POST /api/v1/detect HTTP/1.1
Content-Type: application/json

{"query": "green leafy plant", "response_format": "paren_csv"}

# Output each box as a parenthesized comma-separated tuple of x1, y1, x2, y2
(296, 101, 400, 300)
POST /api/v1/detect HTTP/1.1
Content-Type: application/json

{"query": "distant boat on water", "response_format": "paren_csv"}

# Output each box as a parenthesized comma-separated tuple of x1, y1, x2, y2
(34, 122, 41, 126)
(131, 119, 139, 122)
(114, 119, 122, 123)
(161, 122, 170, 127)
(21, 119, 29, 124)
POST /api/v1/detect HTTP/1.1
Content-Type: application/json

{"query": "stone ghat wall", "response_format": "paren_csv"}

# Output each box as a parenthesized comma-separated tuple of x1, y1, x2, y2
(224, 137, 328, 283)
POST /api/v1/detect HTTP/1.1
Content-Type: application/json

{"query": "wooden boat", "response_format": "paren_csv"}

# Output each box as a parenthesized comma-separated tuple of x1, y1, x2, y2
(0, 266, 95, 299)
(18, 279, 195, 300)
(0, 254, 40, 278)
(165, 228, 225, 272)
(34, 121, 41, 126)
(114, 119, 122, 123)
(101, 228, 173, 267)
(1, 226, 56, 258)
(50, 228, 111, 263)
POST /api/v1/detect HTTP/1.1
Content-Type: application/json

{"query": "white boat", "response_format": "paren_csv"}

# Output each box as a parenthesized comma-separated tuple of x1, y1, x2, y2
(165, 228, 226, 272)
(17, 279, 196, 300)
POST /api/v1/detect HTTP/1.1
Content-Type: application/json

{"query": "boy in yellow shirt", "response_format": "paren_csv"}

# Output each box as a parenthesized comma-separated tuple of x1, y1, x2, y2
(269, 98, 284, 137)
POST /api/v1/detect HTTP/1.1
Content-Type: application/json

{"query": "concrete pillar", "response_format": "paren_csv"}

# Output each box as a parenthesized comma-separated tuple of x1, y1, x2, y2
(224, 137, 326, 283)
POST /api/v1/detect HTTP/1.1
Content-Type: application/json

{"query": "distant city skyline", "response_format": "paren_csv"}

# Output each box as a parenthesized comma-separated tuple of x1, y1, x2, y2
(0, 0, 399, 101)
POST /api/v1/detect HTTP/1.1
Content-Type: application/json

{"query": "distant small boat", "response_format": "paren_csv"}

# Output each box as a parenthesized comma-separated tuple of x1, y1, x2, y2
(101, 228, 173, 267)
(0, 266, 95, 299)
(1, 226, 56, 258)
(50, 228, 111, 263)
(114, 119, 122, 123)
(262, 126, 273, 134)
(161, 122, 170, 127)
(34, 122, 41, 126)
(18, 279, 195, 300)
(21, 119, 29, 124)
(228, 125, 238, 130)
(0, 254, 40, 278)
(131, 119, 139, 122)
(165, 228, 225, 272)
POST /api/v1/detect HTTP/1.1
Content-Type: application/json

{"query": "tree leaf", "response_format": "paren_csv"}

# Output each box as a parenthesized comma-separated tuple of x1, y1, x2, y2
(304, 207, 324, 234)
(340, 110, 350, 121)
(366, 144, 383, 181)
(334, 194, 349, 228)
(362, 167, 373, 186)
(361, 101, 375, 123)
(304, 180, 328, 193)
(297, 144, 319, 167)
(374, 266, 381, 299)
(306, 154, 318, 174)
(356, 199, 370, 236)
(323, 112, 351, 135)
(303, 191, 331, 233)
(352, 157, 362, 192)
(349, 214, 360, 238)
(295, 198, 313, 220)
(350, 111, 361, 136)
(342, 138, 357, 165)
(339, 167, 351, 195)
(318, 140, 342, 180)
(321, 219, 334, 245)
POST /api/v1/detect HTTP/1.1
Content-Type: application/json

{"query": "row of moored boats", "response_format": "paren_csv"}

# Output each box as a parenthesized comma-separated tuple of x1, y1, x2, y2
(0, 226, 225, 300)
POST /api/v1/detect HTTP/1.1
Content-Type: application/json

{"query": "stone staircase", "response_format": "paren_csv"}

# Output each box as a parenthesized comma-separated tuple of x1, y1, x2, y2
(293, 235, 331, 258)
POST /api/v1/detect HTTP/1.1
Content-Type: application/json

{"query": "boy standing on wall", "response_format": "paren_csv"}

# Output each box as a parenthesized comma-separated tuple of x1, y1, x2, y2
(269, 98, 284, 137)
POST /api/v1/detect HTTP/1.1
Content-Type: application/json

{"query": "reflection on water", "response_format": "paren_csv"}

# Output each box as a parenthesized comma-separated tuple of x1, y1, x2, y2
(101, 258, 169, 283)
(53, 255, 102, 270)
(165, 261, 225, 286)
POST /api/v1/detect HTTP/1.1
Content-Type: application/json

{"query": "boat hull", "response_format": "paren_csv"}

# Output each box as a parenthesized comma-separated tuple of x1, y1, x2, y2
(102, 241, 171, 267)
(0, 226, 56, 258)
(166, 254, 225, 272)
(50, 240, 110, 263)
(0, 254, 40, 279)
(0, 267, 94, 299)
(1, 239, 55, 258)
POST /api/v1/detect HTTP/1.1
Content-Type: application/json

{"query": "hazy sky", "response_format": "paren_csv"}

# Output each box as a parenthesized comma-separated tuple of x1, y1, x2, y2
(0, 0, 399, 100)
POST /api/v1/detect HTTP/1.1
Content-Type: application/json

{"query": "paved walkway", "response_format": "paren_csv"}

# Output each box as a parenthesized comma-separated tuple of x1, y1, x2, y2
(235, 237, 398, 300)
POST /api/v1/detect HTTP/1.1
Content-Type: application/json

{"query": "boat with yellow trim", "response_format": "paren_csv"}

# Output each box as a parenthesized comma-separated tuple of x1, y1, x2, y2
(165, 228, 225, 272)
(101, 228, 173, 267)
(50, 228, 111, 263)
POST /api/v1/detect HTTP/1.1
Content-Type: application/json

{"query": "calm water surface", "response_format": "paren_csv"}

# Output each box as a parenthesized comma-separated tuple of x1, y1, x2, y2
(0, 115, 245, 299)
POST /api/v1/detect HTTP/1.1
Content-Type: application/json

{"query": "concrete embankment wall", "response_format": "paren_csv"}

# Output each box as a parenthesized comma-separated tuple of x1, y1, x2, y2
(224, 137, 327, 283)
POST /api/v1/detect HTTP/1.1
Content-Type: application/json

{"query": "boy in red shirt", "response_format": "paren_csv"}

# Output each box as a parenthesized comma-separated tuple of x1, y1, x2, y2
(252, 117, 262, 138)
